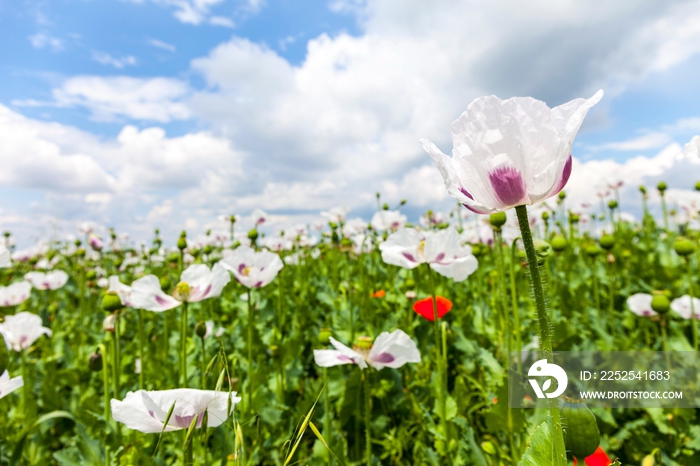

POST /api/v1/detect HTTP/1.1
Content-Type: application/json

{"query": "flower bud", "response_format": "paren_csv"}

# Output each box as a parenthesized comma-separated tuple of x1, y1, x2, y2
(599, 235, 615, 250)
(558, 190, 566, 200)
(89, 234, 104, 251)
(195, 321, 207, 338)
(319, 327, 333, 345)
(541, 211, 550, 220)
(382, 203, 389, 211)
(651, 292, 670, 314)
(177, 236, 187, 251)
(159, 275, 171, 291)
(674, 237, 696, 256)
(695, 181, 700, 192)
(103, 313, 116, 332)
(639, 185, 647, 194)
(569, 213, 580, 224)
(534, 239, 552, 261)
(657, 181, 667, 193)
(86, 270, 97, 280)
(0, 333, 9, 375)
(167, 252, 179, 264)
(89, 351, 103, 372)
(75, 248, 86, 258)
(551, 235, 567, 252)
(101, 291, 122, 312)
(203, 244, 213, 255)
(489, 212, 507, 228)
(247, 229, 259, 241)
(607, 200, 618, 210)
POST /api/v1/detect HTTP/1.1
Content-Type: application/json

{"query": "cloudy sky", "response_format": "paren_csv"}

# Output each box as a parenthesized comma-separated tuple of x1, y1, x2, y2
(2, 0, 700, 245)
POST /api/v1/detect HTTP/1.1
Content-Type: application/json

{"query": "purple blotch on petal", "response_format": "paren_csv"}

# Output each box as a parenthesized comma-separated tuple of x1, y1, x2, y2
(402, 252, 417, 262)
(154, 295, 169, 305)
(488, 166, 526, 206)
(458, 187, 474, 200)
(554, 155, 573, 194)
(238, 263, 246, 274)
(337, 355, 352, 362)
(433, 253, 445, 263)
(373, 353, 395, 363)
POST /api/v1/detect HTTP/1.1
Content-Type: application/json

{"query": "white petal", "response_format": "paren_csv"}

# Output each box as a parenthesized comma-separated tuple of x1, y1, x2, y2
(328, 337, 367, 369)
(626, 293, 656, 317)
(130, 275, 181, 312)
(368, 329, 421, 370)
(313, 349, 356, 367)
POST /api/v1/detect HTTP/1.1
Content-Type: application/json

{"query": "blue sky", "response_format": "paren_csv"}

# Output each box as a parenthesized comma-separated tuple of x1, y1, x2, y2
(1, 0, 700, 246)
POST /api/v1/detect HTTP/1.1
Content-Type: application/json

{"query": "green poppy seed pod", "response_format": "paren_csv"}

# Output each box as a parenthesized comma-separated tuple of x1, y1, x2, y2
(375, 192, 380, 199)
(101, 291, 122, 312)
(340, 237, 352, 249)
(0, 333, 9, 375)
(328, 222, 338, 230)
(651, 291, 670, 314)
(86, 270, 97, 280)
(174, 281, 191, 302)
(560, 397, 600, 459)
(89, 351, 103, 372)
(558, 190, 566, 200)
(247, 229, 258, 242)
(551, 235, 568, 252)
(203, 244, 213, 255)
(599, 235, 615, 250)
(639, 185, 647, 194)
(657, 181, 667, 193)
(607, 200, 618, 210)
(400, 199, 407, 206)
(674, 237, 696, 256)
(534, 239, 552, 260)
(695, 181, 700, 192)
(159, 275, 171, 292)
(585, 245, 602, 257)
(319, 328, 333, 345)
(542, 211, 550, 220)
(382, 203, 389, 211)
(75, 248, 86, 257)
(356, 336, 373, 351)
(569, 213, 580, 224)
(195, 321, 207, 338)
(489, 212, 507, 228)
(404, 278, 416, 289)
(74, 239, 82, 247)
(177, 236, 187, 251)
(3, 231, 9, 238)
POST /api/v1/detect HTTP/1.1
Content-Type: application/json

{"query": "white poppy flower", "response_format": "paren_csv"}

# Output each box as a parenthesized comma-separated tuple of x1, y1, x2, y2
(314, 330, 421, 371)
(24, 270, 69, 290)
(78, 221, 97, 235)
(89, 234, 104, 251)
(342, 218, 368, 237)
(320, 206, 350, 223)
(370, 210, 407, 231)
(0, 312, 52, 351)
(220, 246, 283, 289)
(380, 227, 478, 282)
(111, 389, 241, 433)
(0, 370, 23, 400)
(671, 295, 700, 320)
(626, 293, 657, 317)
(420, 90, 603, 214)
(203, 320, 225, 339)
(0, 282, 32, 307)
(251, 209, 268, 226)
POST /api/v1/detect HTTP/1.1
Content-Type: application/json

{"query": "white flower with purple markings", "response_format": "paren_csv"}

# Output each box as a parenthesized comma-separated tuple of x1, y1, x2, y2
(626, 293, 656, 317)
(220, 246, 284, 289)
(0, 312, 52, 351)
(314, 329, 421, 370)
(0, 282, 31, 307)
(671, 295, 700, 320)
(371, 210, 407, 231)
(420, 91, 603, 214)
(0, 370, 23, 400)
(24, 270, 69, 290)
(111, 389, 240, 433)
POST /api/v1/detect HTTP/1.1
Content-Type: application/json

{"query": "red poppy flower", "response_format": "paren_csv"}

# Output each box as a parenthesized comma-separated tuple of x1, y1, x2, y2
(370, 290, 386, 298)
(573, 446, 612, 466)
(412, 296, 452, 321)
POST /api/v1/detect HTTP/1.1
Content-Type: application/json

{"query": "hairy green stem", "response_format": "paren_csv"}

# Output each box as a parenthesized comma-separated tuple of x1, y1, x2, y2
(427, 265, 449, 451)
(247, 288, 254, 410)
(181, 301, 189, 386)
(510, 238, 523, 375)
(138, 309, 145, 389)
(514, 205, 566, 466)
(364, 371, 372, 465)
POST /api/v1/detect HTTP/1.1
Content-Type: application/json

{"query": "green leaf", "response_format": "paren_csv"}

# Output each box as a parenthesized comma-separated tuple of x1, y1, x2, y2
(518, 421, 555, 466)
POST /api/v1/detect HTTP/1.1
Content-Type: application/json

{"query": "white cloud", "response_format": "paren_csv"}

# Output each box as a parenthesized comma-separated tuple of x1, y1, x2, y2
(92, 51, 137, 68)
(208, 16, 235, 27)
(592, 131, 672, 151)
(52, 76, 191, 122)
(28, 33, 63, 51)
(149, 39, 177, 52)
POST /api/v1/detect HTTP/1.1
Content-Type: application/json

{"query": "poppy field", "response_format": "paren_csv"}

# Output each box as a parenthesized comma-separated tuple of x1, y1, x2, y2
(1, 92, 700, 466)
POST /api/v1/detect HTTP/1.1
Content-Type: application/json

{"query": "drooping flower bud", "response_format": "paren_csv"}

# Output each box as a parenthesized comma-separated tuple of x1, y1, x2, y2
(599, 235, 615, 250)
(101, 291, 122, 312)
(195, 321, 207, 338)
(489, 212, 507, 229)
(534, 239, 552, 262)
(651, 291, 670, 315)
(674, 237, 696, 256)
(89, 351, 103, 372)
(551, 235, 567, 252)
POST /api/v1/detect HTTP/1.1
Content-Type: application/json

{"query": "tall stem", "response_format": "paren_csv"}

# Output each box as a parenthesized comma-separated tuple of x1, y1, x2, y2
(426, 266, 449, 450)
(137, 309, 145, 389)
(324, 368, 332, 465)
(661, 193, 669, 231)
(364, 371, 372, 466)
(688, 258, 697, 350)
(20, 350, 29, 419)
(514, 205, 566, 466)
(181, 301, 189, 386)
(247, 288, 254, 409)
